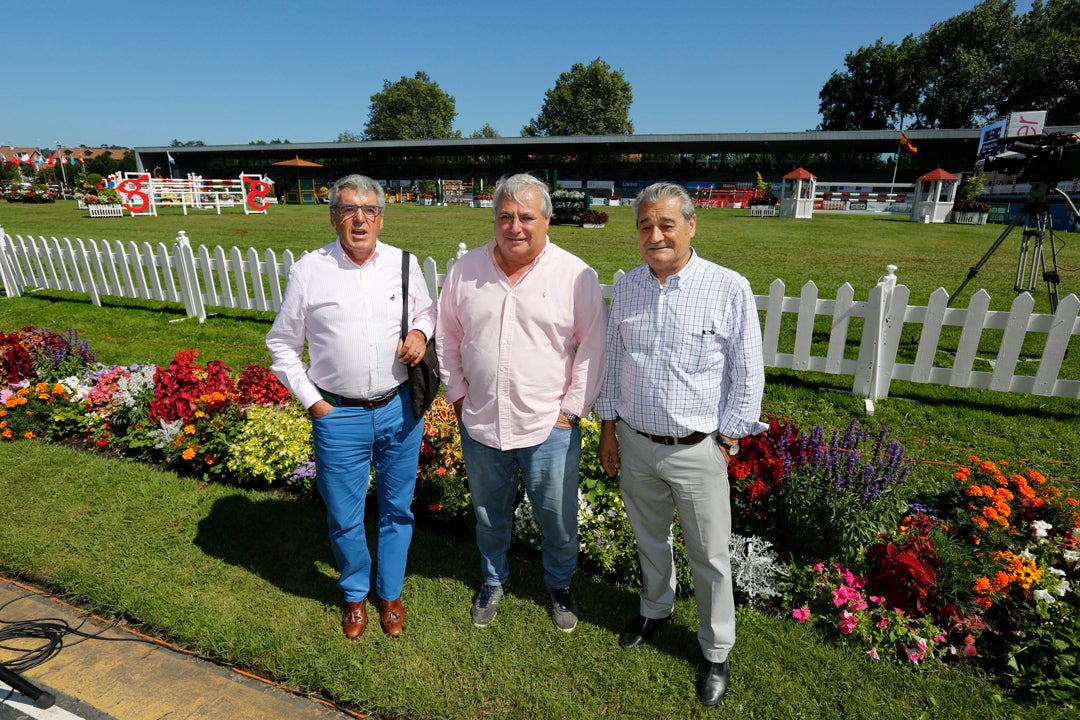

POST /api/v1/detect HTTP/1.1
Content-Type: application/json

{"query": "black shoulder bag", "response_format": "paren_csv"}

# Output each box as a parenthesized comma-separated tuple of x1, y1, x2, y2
(401, 252, 441, 418)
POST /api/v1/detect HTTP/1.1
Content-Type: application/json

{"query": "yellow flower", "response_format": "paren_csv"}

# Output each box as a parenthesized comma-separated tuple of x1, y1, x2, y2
(182, 447, 197, 461)
(183, 424, 196, 435)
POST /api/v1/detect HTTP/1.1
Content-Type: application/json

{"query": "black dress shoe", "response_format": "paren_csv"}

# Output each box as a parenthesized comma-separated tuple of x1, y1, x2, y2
(618, 613, 672, 649)
(696, 659, 730, 707)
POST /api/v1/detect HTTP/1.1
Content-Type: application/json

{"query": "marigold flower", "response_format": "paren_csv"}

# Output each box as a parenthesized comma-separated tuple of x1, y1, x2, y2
(428, 503, 443, 512)
(23, 431, 34, 439)
(435, 467, 447, 476)
(973, 576, 991, 594)
(991, 571, 1011, 592)
(182, 447, 197, 461)
(184, 424, 196, 435)
(2, 429, 12, 439)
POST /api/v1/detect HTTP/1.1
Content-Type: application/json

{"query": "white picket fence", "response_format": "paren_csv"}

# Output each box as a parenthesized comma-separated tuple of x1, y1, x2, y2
(1, 228, 1078, 406)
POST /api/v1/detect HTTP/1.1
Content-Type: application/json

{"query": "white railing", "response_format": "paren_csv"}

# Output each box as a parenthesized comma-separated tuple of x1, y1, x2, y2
(1, 229, 1077, 406)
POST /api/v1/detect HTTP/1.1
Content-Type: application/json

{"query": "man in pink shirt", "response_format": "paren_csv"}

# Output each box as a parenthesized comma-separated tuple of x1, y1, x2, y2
(436, 173, 606, 632)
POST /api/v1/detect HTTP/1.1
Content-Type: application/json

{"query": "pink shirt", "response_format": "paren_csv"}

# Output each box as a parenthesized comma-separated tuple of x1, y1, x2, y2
(436, 239, 607, 450)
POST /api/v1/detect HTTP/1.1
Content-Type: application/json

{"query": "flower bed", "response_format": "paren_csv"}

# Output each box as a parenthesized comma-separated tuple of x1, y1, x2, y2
(2, 324, 1077, 702)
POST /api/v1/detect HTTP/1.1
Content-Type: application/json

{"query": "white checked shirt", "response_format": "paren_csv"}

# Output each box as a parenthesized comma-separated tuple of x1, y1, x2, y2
(596, 250, 767, 439)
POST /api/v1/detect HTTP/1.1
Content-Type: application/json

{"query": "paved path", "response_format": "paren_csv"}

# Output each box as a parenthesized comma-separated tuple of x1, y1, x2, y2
(0, 577, 349, 720)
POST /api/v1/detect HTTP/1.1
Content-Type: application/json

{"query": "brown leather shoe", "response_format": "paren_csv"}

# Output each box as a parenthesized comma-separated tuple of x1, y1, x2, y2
(379, 598, 405, 637)
(343, 600, 368, 640)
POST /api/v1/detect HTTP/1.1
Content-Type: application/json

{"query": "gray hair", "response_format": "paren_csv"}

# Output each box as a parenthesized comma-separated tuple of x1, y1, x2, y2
(492, 174, 552, 219)
(632, 182, 695, 223)
(329, 174, 386, 208)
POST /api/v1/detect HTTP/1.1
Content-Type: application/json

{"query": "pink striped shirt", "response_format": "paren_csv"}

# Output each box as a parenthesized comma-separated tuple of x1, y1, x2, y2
(436, 239, 607, 450)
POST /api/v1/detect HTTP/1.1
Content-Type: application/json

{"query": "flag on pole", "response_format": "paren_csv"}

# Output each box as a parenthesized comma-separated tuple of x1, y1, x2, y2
(12, 155, 20, 166)
(900, 132, 918, 154)
(45, 155, 55, 167)
(167, 152, 176, 165)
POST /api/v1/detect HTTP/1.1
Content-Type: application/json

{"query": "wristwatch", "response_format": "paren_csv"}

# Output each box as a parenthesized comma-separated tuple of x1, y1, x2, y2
(560, 411, 581, 426)
(716, 434, 740, 456)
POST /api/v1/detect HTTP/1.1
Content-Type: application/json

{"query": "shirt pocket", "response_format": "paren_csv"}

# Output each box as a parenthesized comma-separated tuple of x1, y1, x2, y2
(674, 329, 719, 374)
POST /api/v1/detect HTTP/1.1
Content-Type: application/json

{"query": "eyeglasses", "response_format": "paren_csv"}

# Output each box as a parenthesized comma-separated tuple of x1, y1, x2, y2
(332, 204, 383, 220)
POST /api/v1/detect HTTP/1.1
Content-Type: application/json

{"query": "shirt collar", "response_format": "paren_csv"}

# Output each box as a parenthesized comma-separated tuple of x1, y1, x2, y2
(333, 238, 382, 268)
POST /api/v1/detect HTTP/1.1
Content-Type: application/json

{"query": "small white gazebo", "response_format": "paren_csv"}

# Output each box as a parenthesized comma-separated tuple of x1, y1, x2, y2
(780, 168, 817, 219)
(909, 168, 960, 223)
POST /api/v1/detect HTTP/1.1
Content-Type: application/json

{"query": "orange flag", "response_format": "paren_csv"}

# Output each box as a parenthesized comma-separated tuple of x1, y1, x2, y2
(901, 132, 918, 154)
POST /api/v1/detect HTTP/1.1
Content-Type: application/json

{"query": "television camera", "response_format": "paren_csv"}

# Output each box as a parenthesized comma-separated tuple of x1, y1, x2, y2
(951, 131, 1080, 313)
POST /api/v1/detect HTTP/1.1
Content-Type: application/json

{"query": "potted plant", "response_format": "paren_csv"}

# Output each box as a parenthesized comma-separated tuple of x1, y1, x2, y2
(473, 190, 494, 208)
(748, 172, 778, 216)
(607, 193, 620, 207)
(951, 174, 989, 225)
(581, 210, 609, 228)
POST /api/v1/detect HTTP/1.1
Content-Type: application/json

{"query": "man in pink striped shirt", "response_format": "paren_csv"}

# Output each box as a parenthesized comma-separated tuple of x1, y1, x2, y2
(436, 174, 607, 632)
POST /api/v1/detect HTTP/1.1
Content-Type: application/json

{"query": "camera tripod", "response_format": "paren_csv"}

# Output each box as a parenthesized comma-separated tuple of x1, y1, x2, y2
(950, 182, 1069, 313)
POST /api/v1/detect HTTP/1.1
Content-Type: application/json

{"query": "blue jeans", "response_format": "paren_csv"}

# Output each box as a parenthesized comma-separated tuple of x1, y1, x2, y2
(459, 423, 581, 589)
(311, 387, 423, 603)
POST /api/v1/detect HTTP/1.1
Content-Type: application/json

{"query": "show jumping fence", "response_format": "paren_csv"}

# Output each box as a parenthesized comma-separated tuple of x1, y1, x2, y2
(1, 228, 1077, 409)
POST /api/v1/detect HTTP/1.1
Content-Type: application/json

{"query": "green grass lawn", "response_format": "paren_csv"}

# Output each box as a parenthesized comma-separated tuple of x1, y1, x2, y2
(1, 199, 1078, 718)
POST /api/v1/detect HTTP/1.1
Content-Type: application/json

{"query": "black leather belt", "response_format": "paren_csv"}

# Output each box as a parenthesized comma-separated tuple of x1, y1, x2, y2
(630, 426, 710, 446)
(317, 386, 398, 409)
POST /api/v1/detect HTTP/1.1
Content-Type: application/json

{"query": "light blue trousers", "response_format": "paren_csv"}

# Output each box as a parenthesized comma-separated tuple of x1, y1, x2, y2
(459, 423, 581, 590)
(311, 388, 423, 603)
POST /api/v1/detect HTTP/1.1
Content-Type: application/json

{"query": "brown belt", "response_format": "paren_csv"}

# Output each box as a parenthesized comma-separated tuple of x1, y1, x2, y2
(318, 386, 398, 409)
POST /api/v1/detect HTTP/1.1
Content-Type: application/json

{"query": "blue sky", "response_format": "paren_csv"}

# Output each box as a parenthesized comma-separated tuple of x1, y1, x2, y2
(5, 1, 1023, 150)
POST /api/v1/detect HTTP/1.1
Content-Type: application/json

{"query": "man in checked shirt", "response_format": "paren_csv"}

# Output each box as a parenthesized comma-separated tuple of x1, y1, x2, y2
(597, 181, 766, 707)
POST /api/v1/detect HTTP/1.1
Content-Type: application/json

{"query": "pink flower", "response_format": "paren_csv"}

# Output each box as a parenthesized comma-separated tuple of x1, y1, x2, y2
(838, 611, 858, 635)
(933, 633, 946, 643)
(792, 607, 810, 624)
(877, 617, 889, 629)
(903, 643, 925, 665)
(865, 647, 880, 661)
(812, 562, 825, 573)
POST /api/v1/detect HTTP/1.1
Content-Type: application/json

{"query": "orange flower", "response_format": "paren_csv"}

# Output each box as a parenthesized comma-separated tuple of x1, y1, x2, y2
(435, 467, 448, 476)
(183, 424, 196, 435)
(973, 576, 991, 594)
(23, 431, 34, 439)
(181, 447, 197, 461)
(1067, 497, 1079, 507)
(1, 429, 11, 439)
(991, 571, 1011, 592)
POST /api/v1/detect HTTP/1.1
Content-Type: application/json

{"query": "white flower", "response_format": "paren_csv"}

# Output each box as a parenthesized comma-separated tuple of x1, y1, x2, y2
(1056, 579, 1071, 597)
(1032, 519, 1053, 538)
(1064, 549, 1080, 565)
(1033, 588, 1056, 604)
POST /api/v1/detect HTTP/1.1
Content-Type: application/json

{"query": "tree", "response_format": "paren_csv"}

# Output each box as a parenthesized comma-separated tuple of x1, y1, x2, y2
(469, 123, 500, 139)
(818, 38, 920, 130)
(815, 0, 1080, 129)
(363, 71, 457, 140)
(915, 0, 1019, 128)
(522, 58, 633, 136)
(998, 0, 1080, 125)
(170, 139, 206, 147)
(335, 131, 362, 143)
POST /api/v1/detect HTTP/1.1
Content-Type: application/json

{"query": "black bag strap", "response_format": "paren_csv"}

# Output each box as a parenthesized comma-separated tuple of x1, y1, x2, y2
(400, 251, 410, 341)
